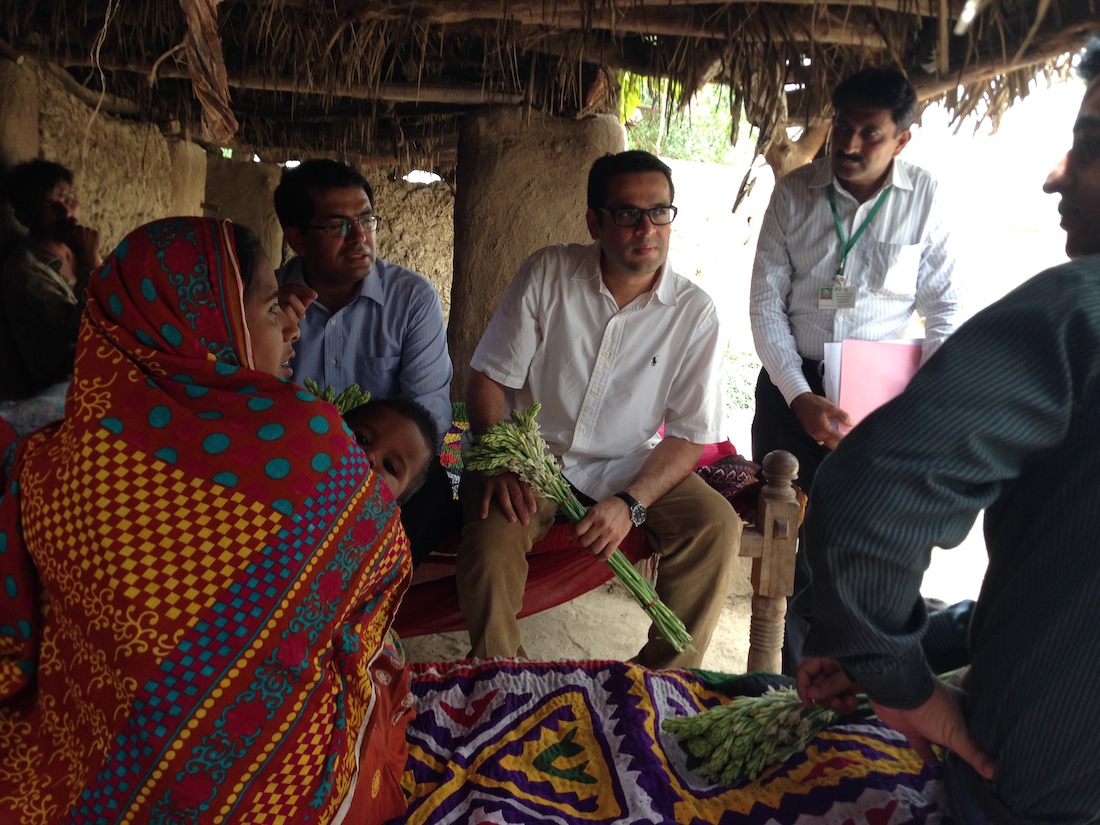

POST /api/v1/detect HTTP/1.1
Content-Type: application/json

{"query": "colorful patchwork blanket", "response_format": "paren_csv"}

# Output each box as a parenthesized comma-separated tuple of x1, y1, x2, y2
(393, 659, 947, 824)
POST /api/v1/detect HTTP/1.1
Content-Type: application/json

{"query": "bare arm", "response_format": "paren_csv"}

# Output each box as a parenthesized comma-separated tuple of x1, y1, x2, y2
(574, 436, 703, 561)
(465, 368, 537, 524)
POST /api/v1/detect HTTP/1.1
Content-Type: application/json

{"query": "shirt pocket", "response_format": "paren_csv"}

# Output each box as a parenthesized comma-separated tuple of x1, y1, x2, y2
(364, 354, 402, 395)
(865, 241, 921, 298)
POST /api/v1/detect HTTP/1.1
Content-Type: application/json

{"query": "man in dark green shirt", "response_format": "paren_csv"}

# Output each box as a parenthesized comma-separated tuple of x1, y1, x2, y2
(796, 46, 1100, 824)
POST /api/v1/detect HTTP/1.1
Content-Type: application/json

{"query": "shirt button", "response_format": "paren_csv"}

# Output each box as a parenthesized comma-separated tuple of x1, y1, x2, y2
(329, 358, 337, 365)
(580, 426, 588, 433)
(604, 351, 612, 358)
(592, 389, 600, 396)
(329, 318, 337, 326)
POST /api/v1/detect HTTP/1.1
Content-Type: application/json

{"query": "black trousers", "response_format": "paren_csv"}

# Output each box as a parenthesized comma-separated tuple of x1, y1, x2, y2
(399, 457, 463, 568)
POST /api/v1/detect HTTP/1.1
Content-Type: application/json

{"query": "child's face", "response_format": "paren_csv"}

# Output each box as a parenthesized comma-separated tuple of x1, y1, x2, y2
(348, 406, 431, 502)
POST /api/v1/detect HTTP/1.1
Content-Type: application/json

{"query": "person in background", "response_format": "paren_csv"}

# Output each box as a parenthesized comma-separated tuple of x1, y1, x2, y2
(274, 159, 459, 565)
(748, 67, 964, 673)
(796, 46, 1100, 825)
(456, 150, 741, 669)
(0, 217, 413, 824)
(0, 160, 101, 399)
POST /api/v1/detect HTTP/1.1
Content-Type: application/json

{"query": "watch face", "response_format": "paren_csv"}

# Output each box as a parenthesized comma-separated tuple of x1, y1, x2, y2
(631, 504, 646, 526)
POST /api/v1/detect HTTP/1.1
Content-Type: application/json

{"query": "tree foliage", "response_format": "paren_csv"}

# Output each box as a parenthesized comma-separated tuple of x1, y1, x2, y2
(622, 77, 754, 166)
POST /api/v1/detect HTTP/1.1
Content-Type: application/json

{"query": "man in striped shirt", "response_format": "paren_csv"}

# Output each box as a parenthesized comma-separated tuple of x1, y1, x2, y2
(797, 50, 1100, 824)
(748, 67, 963, 672)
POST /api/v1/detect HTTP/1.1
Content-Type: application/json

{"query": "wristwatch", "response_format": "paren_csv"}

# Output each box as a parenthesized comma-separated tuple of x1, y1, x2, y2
(613, 491, 647, 527)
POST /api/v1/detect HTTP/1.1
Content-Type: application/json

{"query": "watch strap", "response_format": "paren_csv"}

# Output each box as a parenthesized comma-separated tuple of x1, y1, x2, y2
(613, 491, 641, 510)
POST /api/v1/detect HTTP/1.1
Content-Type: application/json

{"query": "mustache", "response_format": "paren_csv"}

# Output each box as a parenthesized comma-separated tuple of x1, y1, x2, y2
(835, 151, 864, 163)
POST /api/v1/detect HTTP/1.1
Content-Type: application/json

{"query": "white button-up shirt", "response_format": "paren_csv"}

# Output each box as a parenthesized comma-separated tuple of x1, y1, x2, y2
(471, 242, 726, 500)
(750, 156, 962, 405)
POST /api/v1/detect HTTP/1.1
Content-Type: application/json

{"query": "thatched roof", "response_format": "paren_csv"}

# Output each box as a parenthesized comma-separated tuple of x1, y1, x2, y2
(1, 1, 1096, 176)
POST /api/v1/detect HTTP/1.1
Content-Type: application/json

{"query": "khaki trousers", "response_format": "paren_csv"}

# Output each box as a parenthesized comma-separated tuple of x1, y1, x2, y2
(454, 470, 742, 669)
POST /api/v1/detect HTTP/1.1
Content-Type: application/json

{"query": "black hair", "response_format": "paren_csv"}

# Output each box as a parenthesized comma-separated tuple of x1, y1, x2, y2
(343, 397, 438, 504)
(832, 67, 918, 131)
(273, 159, 375, 229)
(1079, 37, 1100, 83)
(231, 222, 263, 296)
(586, 151, 675, 219)
(2, 160, 74, 221)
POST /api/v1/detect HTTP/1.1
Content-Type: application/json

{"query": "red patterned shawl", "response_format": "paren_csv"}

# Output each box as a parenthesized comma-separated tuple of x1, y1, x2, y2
(0, 217, 412, 824)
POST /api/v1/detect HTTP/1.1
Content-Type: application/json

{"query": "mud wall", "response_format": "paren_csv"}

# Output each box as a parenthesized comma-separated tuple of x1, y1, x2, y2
(205, 159, 456, 317)
(0, 56, 205, 256)
(448, 108, 625, 398)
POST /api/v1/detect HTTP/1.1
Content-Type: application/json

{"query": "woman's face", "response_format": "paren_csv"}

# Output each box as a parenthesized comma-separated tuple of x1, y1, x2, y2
(243, 247, 300, 378)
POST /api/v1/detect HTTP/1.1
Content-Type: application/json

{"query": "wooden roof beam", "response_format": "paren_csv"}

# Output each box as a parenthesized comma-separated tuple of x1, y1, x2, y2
(910, 20, 1098, 100)
(268, 0, 928, 23)
(260, 1, 887, 47)
(179, 0, 239, 142)
(52, 58, 525, 105)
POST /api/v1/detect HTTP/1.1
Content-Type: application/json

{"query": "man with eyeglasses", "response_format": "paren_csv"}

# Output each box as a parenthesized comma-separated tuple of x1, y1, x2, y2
(748, 67, 963, 674)
(273, 159, 458, 564)
(1, 159, 102, 400)
(456, 150, 741, 668)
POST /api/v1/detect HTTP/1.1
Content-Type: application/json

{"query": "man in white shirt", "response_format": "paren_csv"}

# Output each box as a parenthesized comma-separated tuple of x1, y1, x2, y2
(749, 67, 962, 672)
(457, 150, 742, 669)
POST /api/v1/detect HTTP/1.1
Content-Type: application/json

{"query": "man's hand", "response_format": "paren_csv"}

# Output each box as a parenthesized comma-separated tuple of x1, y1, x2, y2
(279, 283, 318, 322)
(870, 679, 996, 781)
(796, 657, 861, 714)
(479, 470, 537, 525)
(790, 392, 852, 450)
(573, 496, 633, 561)
(68, 224, 101, 277)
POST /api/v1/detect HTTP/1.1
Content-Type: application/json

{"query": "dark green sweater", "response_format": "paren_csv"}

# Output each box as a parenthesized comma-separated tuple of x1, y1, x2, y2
(802, 256, 1100, 823)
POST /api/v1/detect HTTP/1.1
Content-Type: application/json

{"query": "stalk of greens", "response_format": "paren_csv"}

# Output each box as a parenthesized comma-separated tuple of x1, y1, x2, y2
(463, 403, 693, 653)
(662, 686, 842, 784)
(302, 378, 371, 414)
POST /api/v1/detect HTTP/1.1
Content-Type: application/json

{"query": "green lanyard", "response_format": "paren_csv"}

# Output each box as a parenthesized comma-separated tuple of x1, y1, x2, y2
(828, 184, 891, 280)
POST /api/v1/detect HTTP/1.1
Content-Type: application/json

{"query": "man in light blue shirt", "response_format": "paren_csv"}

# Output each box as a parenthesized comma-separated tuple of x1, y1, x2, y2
(274, 160, 457, 563)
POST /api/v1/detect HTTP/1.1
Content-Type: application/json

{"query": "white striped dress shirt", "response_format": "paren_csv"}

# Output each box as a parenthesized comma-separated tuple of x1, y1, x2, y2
(750, 156, 962, 406)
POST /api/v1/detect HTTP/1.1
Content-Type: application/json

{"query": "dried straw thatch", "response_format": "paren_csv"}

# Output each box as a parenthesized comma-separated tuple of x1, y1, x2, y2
(0, 0, 1096, 175)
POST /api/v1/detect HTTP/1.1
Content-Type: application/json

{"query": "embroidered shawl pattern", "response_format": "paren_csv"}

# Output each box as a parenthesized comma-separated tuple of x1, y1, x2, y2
(0, 217, 412, 824)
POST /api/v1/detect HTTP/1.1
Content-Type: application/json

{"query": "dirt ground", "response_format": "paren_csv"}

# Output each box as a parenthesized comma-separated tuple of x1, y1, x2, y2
(399, 530, 988, 670)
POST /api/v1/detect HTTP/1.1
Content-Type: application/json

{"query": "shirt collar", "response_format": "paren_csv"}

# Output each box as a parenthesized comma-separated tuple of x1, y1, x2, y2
(282, 256, 383, 308)
(577, 241, 678, 308)
(808, 155, 915, 198)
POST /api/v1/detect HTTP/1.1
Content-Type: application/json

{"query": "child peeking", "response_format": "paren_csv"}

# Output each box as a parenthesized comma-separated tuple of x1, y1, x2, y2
(343, 398, 437, 505)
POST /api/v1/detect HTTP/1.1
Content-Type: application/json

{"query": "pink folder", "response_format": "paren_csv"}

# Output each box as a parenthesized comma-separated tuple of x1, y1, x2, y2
(837, 339, 921, 433)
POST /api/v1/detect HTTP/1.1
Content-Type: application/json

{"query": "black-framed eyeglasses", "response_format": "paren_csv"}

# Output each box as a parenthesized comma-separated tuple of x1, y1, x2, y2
(303, 215, 383, 237)
(600, 205, 678, 227)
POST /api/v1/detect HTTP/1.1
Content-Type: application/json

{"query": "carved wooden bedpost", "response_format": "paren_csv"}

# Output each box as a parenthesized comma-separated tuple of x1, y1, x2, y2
(744, 450, 800, 673)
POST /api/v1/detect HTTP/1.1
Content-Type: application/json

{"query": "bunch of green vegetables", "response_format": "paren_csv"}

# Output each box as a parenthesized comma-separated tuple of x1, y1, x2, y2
(662, 686, 840, 785)
(302, 378, 371, 414)
(463, 403, 693, 653)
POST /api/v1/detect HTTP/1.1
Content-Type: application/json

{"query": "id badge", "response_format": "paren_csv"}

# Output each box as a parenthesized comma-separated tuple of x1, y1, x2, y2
(817, 286, 837, 309)
(833, 285, 857, 308)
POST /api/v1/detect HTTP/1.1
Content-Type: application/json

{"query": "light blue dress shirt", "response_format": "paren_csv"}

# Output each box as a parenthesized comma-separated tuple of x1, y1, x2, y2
(277, 256, 453, 444)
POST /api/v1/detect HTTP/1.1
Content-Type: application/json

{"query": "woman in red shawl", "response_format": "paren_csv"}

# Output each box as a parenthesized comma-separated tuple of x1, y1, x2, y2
(0, 217, 413, 824)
